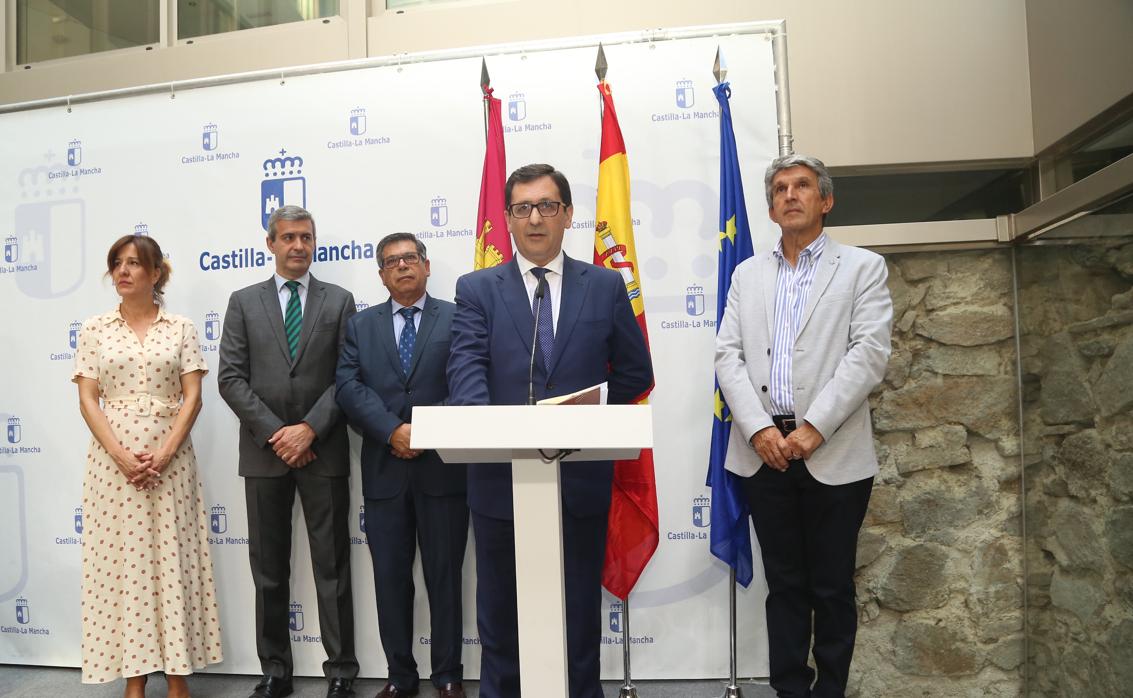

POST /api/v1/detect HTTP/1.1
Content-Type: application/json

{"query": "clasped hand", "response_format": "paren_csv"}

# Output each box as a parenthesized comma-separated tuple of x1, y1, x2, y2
(750, 422, 824, 471)
(390, 423, 420, 460)
(117, 449, 169, 491)
(269, 423, 318, 468)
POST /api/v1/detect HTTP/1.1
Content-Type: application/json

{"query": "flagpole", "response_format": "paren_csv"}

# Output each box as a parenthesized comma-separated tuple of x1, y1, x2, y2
(712, 45, 745, 698)
(594, 40, 642, 698)
(619, 596, 639, 698)
(718, 568, 744, 698)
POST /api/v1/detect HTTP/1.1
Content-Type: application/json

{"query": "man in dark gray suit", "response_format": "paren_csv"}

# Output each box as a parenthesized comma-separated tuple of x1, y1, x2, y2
(335, 233, 468, 698)
(218, 205, 359, 698)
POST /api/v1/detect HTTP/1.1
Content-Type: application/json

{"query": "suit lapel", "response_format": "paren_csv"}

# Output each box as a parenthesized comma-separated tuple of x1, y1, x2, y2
(498, 259, 534, 356)
(406, 295, 440, 380)
(797, 240, 841, 336)
(375, 301, 402, 377)
(258, 279, 292, 362)
(293, 275, 326, 367)
(761, 251, 778, 342)
(549, 256, 589, 373)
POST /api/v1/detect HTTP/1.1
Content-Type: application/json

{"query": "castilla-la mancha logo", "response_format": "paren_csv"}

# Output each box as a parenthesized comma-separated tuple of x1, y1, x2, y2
(289, 602, 304, 631)
(260, 148, 307, 231)
(210, 505, 227, 534)
(692, 495, 711, 528)
(608, 600, 623, 633)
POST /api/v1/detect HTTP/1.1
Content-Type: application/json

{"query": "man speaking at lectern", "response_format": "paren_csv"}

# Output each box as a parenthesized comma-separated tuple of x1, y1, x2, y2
(446, 163, 653, 698)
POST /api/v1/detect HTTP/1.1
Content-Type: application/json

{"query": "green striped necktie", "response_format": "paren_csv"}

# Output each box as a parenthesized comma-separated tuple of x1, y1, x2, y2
(284, 280, 302, 359)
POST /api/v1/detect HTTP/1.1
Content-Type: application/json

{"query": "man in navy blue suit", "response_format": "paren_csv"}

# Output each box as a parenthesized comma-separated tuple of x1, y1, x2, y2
(447, 164, 653, 698)
(335, 233, 468, 698)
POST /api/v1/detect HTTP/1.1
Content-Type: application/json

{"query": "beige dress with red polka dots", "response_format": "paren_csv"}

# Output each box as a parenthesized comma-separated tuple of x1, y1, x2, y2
(72, 307, 223, 683)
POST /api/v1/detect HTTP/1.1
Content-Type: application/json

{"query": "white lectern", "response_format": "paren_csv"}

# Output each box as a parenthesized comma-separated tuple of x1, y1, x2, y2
(411, 405, 653, 698)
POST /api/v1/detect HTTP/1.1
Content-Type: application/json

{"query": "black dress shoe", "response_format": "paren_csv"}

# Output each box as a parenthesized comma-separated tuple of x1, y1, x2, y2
(250, 675, 294, 698)
(374, 682, 419, 698)
(327, 677, 356, 697)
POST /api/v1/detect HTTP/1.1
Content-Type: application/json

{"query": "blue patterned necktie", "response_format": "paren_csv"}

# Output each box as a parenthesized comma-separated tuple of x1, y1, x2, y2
(283, 280, 302, 360)
(398, 306, 418, 375)
(530, 268, 554, 372)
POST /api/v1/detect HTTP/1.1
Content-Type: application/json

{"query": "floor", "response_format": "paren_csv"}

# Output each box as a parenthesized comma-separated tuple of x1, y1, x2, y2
(0, 666, 775, 697)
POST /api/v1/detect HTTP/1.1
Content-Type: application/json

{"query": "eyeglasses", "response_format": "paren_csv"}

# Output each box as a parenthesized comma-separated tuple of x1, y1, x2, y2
(507, 201, 565, 219)
(380, 252, 423, 269)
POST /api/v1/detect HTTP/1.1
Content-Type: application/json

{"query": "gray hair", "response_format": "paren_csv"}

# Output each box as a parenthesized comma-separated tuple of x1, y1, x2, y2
(764, 154, 834, 207)
(267, 205, 316, 240)
(375, 232, 427, 265)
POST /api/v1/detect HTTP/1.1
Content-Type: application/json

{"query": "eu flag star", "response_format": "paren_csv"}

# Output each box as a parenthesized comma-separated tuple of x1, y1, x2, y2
(718, 215, 738, 251)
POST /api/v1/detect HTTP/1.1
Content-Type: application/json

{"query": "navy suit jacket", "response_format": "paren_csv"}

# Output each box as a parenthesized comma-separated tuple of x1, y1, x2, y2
(447, 255, 653, 519)
(335, 295, 466, 500)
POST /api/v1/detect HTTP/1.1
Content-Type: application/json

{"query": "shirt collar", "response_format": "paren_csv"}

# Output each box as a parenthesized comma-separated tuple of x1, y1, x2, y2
(391, 294, 427, 315)
(516, 250, 565, 278)
(773, 232, 828, 263)
(275, 272, 311, 293)
(105, 304, 170, 325)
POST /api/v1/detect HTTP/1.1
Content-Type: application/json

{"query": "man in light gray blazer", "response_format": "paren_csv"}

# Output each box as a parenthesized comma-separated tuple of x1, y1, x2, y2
(715, 155, 892, 698)
(218, 205, 359, 698)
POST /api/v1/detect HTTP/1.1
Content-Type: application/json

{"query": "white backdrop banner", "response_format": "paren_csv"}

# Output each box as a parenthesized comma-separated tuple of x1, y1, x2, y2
(0, 28, 782, 680)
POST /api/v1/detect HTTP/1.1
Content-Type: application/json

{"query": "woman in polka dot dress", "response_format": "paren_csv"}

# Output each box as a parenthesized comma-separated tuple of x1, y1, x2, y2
(73, 234, 222, 697)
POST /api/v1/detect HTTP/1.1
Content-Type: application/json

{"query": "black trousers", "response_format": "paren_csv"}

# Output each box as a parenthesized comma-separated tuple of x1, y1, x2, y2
(471, 508, 607, 698)
(245, 470, 359, 681)
(744, 458, 872, 698)
(364, 489, 469, 691)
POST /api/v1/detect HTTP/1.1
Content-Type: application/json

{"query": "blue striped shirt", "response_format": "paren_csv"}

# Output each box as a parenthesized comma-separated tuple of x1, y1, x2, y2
(769, 233, 828, 415)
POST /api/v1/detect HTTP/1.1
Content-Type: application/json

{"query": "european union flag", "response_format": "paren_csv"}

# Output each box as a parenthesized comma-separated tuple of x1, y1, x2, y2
(706, 82, 755, 587)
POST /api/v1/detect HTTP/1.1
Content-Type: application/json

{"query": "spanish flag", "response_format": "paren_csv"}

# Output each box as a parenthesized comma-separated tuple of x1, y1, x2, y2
(595, 80, 658, 600)
(474, 87, 510, 270)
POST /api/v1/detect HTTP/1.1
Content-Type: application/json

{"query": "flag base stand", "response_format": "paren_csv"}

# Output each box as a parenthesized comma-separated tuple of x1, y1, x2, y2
(717, 568, 744, 698)
(618, 596, 644, 698)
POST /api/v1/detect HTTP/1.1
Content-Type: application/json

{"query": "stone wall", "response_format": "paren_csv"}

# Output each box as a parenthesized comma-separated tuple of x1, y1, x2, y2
(849, 250, 1025, 697)
(1015, 241, 1133, 697)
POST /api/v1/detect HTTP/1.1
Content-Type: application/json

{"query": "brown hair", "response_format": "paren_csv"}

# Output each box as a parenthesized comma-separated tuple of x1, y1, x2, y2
(105, 234, 172, 303)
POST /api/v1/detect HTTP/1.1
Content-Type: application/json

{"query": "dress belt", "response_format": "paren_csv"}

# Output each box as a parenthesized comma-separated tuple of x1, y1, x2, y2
(772, 414, 798, 435)
(103, 394, 179, 417)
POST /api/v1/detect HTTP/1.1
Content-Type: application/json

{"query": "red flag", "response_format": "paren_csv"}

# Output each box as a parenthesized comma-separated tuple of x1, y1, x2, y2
(475, 87, 510, 269)
(595, 80, 658, 600)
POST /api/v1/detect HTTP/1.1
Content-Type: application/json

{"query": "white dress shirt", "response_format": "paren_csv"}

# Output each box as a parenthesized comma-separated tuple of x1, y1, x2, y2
(515, 251, 564, 333)
(274, 272, 311, 316)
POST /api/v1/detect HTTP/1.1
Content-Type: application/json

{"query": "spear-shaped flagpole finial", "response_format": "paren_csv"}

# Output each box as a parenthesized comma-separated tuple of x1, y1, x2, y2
(595, 43, 608, 82)
(713, 46, 727, 85)
(480, 57, 491, 144)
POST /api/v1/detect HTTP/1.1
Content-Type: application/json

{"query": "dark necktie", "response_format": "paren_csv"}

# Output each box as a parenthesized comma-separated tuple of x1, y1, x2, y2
(284, 280, 302, 360)
(530, 268, 554, 372)
(398, 306, 418, 375)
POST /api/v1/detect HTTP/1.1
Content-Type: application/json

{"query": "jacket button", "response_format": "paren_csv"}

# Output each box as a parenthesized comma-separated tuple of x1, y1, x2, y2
(547, 383, 555, 390)
(406, 388, 412, 394)
(761, 385, 768, 393)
